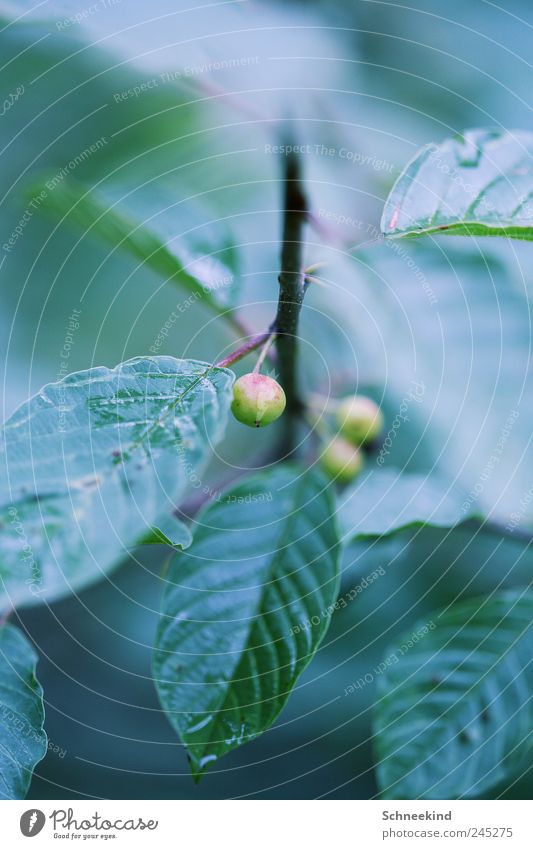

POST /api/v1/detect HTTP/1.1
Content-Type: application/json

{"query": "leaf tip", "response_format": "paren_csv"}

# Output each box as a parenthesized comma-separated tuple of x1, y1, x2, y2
(187, 750, 218, 784)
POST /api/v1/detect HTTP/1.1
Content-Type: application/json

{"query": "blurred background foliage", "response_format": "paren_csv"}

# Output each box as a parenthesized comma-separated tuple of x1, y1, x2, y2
(0, 0, 532, 798)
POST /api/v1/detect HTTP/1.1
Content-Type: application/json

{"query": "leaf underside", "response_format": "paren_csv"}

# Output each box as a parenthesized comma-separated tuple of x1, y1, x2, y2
(381, 129, 533, 240)
(0, 357, 233, 609)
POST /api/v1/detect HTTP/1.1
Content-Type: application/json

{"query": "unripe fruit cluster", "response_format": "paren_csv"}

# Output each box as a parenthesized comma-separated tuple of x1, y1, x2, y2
(231, 373, 286, 428)
(229, 372, 383, 486)
(320, 394, 384, 484)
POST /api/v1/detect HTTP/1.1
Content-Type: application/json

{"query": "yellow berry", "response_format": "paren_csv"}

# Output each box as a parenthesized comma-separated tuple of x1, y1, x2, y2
(320, 436, 364, 483)
(336, 395, 384, 445)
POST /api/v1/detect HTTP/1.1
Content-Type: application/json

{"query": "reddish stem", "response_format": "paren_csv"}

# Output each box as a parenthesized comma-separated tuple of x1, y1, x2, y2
(216, 331, 274, 369)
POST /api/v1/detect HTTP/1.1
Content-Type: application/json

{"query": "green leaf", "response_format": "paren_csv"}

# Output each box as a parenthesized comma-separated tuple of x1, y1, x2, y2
(382, 129, 533, 240)
(153, 465, 341, 779)
(28, 176, 240, 314)
(0, 625, 47, 800)
(374, 589, 533, 799)
(140, 522, 192, 549)
(339, 469, 481, 542)
(0, 357, 233, 610)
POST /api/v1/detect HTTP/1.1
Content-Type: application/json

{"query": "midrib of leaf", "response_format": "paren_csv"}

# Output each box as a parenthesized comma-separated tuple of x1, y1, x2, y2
(191, 474, 331, 764)
(385, 222, 533, 239)
(113, 367, 212, 461)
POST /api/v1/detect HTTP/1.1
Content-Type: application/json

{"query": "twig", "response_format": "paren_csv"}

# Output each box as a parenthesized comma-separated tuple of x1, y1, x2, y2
(271, 150, 308, 451)
(217, 149, 309, 454)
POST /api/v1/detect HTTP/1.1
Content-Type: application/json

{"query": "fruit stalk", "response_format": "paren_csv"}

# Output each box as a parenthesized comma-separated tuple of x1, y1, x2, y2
(253, 332, 277, 374)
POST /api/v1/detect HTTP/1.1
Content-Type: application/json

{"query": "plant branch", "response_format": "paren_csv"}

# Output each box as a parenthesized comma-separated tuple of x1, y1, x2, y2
(216, 330, 273, 369)
(272, 151, 308, 447)
(217, 150, 309, 454)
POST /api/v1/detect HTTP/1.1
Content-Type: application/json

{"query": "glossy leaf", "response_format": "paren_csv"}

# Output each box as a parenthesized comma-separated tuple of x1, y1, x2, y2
(0, 357, 233, 610)
(153, 465, 341, 779)
(374, 589, 533, 799)
(382, 129, 533, 240)
(340, 469, 480, 542)
(0, 625, 47, 800)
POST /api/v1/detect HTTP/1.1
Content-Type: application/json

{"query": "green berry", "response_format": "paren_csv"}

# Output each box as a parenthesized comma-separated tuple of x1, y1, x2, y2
(320, 436, 364, 483)
(231, 373, 286, 428)
(336, 395, 384, 445)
